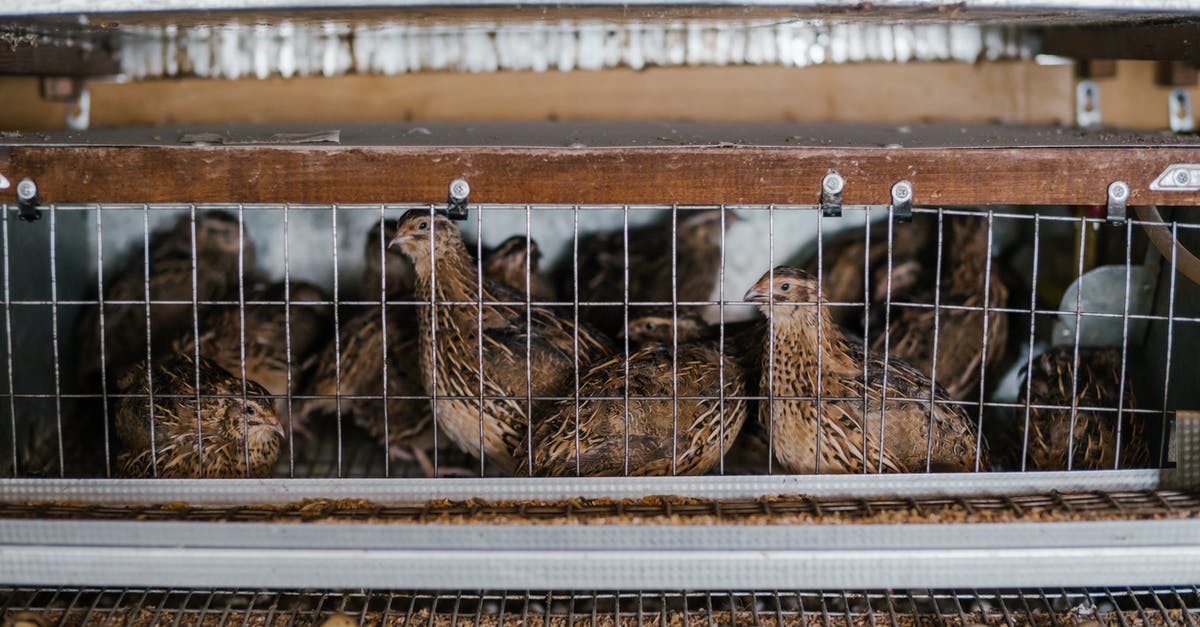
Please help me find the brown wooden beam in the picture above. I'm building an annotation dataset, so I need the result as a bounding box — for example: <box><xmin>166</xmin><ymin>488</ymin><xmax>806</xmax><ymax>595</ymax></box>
<box><xmin>0</xmin><ymin>40</ymin><xmax>119</xmax><ymax>77</ymax></box>
<box><xmin>5</xmin><ymin>144</ymin><xmax>1200</xmax><ymax>206</ymax></box>
<box><xmin>1043</xmin><ymin>23</ymin><xmax>1200</xmax><ymax>63</ymax></box>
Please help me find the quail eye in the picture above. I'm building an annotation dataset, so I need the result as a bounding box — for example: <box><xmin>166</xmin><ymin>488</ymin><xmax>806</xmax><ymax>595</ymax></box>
<box><xmin>780</xmin><ymin>282</ymin><xmax>791</xmax><ymax>292</ymax></box>
<box><xmin>246</xmin><ymin>404</ymin><xmax>256</xmax><ymax>416</ymax></box>
<box><xmin>643</xmin><ymin>322</ymin><xmax>656</xmax><ymax>331</ymax></box>
<box><xmin>417</xmin><ymin>220</ymin><xmax>429</xmax><ymax>230</ymax></box>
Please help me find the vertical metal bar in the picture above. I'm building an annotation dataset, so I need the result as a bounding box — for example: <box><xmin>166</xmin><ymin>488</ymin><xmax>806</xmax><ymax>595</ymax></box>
<box><xmin>1160</xmin><ymin>222</ymin><xmax>1179</xmax><ymax>466</ymax></box>
<box><xmin>282</xmin><ymin>203</ymin><xmax>295</xmax><ymax>477</ymax></box>
<box><xmin>476</xmin><ymin>205</ymin><xmax>486</xmax><ymax>477</ymax></box>
<box><xmin>378</xmin><ymin>205</ymin><xmax>390</xmax><ymax>478</ymax></box>
<box><xmin>93</xmin><ymin>205</ymin><xmax>112</xmax><ymax>477</ymax></box>
<box><xmin>236</xmin><ymin>203</ymin><xmax>250</xmax><ymax>476</ymax></box>
<box><xmin>1114</xmin><ymin>219</ymin><xmax>1134</xmax><ymax>467</ymax></box>
<box><xmin>427</xmin><ymin>203</ymin><xmax>439</xmax><ymax>475</ymax></box>
<box><xmin>925</xmin><ymin>209</ymin><xmax>945</xmax><ymax>472</ymax></box>
<box><xmin>766</xmin><ymin>204</ymin><xmax>776</xmax><ymax>474</ymax></box>
<box><xmin>814</xmin><ymin>206</ymin><xmax>825</xmax><ymax>474</ymax></box>
<box><xmin>861</xmin><ymin>208</ymin><xmax>873</xmax><ymax>473</ymax></box>
<box><xmin>1020</xmin><ymin>215</ymin><xmax>1042</xmax><ymax>472</ymax></box>
<box><xmin>878</xmin><ymin>205</ymin><xmax>896</xmax><ymax>473</ymax></box>
<box><xmin>670</xmin><ymin>205</ymin><xmax>679</xmax><ymax>475</ymax></box>
<box><xmin>330</xmin><ymin>203</ymin><xmax>343</xmax><ymax>477</ymax></box>
<box><xmin>141</xmin><ymin>204</ymin><xmax>157</xmax><ymax>477</ymax></box>
<box><xmin>188</xmin><ymin>207</ymin><xmax>203</xmax><ymax>475</ymax></box>
<box><xmin>572</xmin><ymin>204</ymin><xmax>581</xmax><ymax>477</ymax></box>
<box><xmin>717</xmin><ymin>205</ymin><xmax>726</xmax><ymax>474</ymax></box>
<box><xmin>524</xmin><ymin>204</ymin><xmax>533</xmax><ymax>477</ymax></box>
<box><xmin>622</xmin><ymin>204</ymin><xmax>630</xmax><ymax>476</ymax></box>
<box><xmin>1</xmin><ymin>207</ymin><xmax>13</xmax><ymax>477</ymax></box>
<box><xmin>1066</xmin><ymin>216</ymin><xmax>1089</xmax><ymax>471</ymax></box>
<box><xmin>974</xmin><ymin>210</ymin><xmax>996</xmax><ymax>472</ymax></box>
<box><xmin>47</xmin><ymin>204</ymin><xmax>64</xmax><ymax>476</ymax></box>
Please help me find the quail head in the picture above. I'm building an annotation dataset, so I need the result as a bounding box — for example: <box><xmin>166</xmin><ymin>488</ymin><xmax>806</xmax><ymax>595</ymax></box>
<box><xmin>389</xmin><ymin>209</ymin><xmax>614</xmax><ymax>474</ymax></box>
<box><xmin>484</xmin><ymin>234</ymin><xmax>557</xmax><ymax>302</ymax></box>
<box><xmin>744</xmin><ymin>266</ymin><xmax>988</xmax><ymax>474</ymax></box>
<box><xmin>113</xmin><ymin>353</ymin><xmax>283</xmax><ymax>478</ymax></box>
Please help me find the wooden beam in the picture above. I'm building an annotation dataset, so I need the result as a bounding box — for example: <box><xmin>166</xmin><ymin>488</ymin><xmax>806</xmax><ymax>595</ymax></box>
<box><xmin>6</xmin><ymin>144</ymin><xmax>1200</xmax><ymax>206</ymax></box>
<box><xmin>1043</xmin><ymin>23</ymin><xmax>1200</xmax><ymax>63</ymax></box>
<box><xmin>0</xmin><ymin>40</ymin><xmax>119</xmax><ymax>77</ymax></box>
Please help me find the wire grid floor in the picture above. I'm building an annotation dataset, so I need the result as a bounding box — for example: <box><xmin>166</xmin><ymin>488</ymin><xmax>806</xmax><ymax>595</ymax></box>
<box><xmin>0</xmin><ymin>490</ymin><xmax>1195</xmax><ymax>525</ymax></box>
<box><xmin>2</xmin><ymin>587</ymin><xmax>1198</xmax><ymax>626</ymax></box>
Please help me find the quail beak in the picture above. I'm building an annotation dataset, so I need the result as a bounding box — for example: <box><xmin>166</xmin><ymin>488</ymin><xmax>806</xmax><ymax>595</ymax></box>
<box><xmin>388</xmin><ymin>227</ymin><xmax>413</xmax><ymax>249</ymax></box>
<box><xmin>743</xmin><ymin>284</ymin><xmax>771</xmax><ymax>303</ymax></box>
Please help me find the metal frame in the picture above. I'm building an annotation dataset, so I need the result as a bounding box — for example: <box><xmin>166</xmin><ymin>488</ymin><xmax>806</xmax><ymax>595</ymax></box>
<box><xmin>0</xmin><ymin>517</ymin><xmax>1198</xmax><ymax>588</ymax></box>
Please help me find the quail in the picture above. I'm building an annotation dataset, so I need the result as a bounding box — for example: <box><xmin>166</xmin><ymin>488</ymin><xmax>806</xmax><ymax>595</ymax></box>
<box><xmin>744</xmin><ymin>266</ymin><xmax>988</xmax><ymax>474</ymax></box>
<box><xmin>624</xmin><ymin>312</ymin><xmax>768</xmax><ymax>474</ymax></box>
<box><xmin>75</xmin><ymin>211</ymin><xmax>255</xmax><ymax>390</ymax></box>
<box><xmin>113</xmin><ymin>353</ymin><xmax>283</xmax><ymax>478</ymax></box>
<box><xmin>520</xmin><ymin>313</ymin><xmax>747</xmax><ymax>477</ymax></box>
<box><xmin>871</xmin><ymin>215</ymin><xmax>1009</xmax><ymax>401</ymax></box>
<box><xmin>484</xmin><ymin>234</ymin><xmax>557</xmax><ymax>302</ymax></box>
<box><xmin>1017</xmin><ymin>347</ymin><xmax>1150</xmax><ymax>470</ymax></box>
<box><xmin>176</xmin><ymin>280</ymin><xmax>331</xmax><ymax>418</ymax></box>
<box><xmin>561</xmin><ymin>209</ymin><xmax>738</xmax><ymax>336</ymax></box>
<box><xmin>389</xmin><ymin>209</ymin><xmax>614</xmax><ymax>474</ymax></box>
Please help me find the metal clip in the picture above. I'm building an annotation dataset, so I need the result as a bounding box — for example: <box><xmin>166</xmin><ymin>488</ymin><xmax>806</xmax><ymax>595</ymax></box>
<box><xmin>1170</xmin><ymin>88</ymin><xmax>1194</xmax><ymax>133</ymax></box>
<box><xmin>890</xmin><ymin>180</ymin><xmax>913</xmax><ymax>223</ymax></box>
<box><xmin>447</xmin><ymin>178</ymin><xmax>470</xmax><ymax>220</ymax></box>
<box><xmin>1106</xmin><ymin>180</ymin><xmax>1128</xmax><ymax>225</ymax></box>
<box><xmin>1076</xmin><ymin>80</ymin><xmax>1102</xmax><ymax>128</ymax></box>
<box><xmin>820</xmin><ymin>171</ymin><xmax>844</xmax><ymax>218</ymax></box>
<box><xmin>15</xmin><ymin>178</ymin><xmax>41</xmax><ymax>222</ymax></box>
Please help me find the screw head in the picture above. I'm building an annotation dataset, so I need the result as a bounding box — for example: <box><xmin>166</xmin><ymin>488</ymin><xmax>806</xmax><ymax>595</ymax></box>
<box><xmin>1108</xmin><ymin>180</ymin><xmax>1129</xmax><ymax>201</ymax></box>
<box><xmin>448</xmin><ymin>178</ymin><xmax>470</xmax><ymax>202</ymax></box>
<box><xmin>15</xmin><ymin>178</ymin><xmax>36</xmax><ymax>202</ymax></box>
<box><xmin>1175</xmin><ymin>170</ymin><xmax>1191</xmax><ymax>186</ymax></box>
<box><xmin>822</xmin><ymin>172</ymin><xmax>844</xmax><ymax>195</ymax></box>
<box><xmin>891</xmin><ymin>180</ymin><xmax>912</xmax><ymax>201</ymax></box>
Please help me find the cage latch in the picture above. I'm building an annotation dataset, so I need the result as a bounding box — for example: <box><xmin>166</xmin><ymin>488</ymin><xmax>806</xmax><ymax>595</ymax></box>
<box><xmin>1106</xmin><ymin>180</ymin><xmax>1129</xmax><ymax>225</ymax></box>
<box><xmin>820</xmin><ymin>171</ymin><xmax>844</xmax><ymax>217</ymax></box>
<box><xmin>446</xmin><ymin>178</ymin><xmax>471</xmax><ymax>221</ymax></box>
<box><xmin>890</xmin><ymin>180</ymin><xmax>913</xmax><ymax>223</ymax></box>
<box><xmin>15</xmin><ymin>178</ymin><xmax>41</xmax><ymax>222</ymax></box>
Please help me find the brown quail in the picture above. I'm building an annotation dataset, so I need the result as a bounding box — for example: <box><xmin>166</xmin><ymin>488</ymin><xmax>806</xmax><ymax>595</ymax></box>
<box><xmin>113</xmin><ymin>353</ymin><xmax>283</xmax><ymax>478</ymax></box>
<box><xmin>485</xmin><ymin>234</ymin><xmax>557</xmax><ymax>302</ymax></box>
<box><xmin>389</xmin><ymin>209</ymin><xmax>614</xmax><ymax>474</ymax></box>
<box><xmin>1018</xmin><ymin>347</ymin><xmax>1149</xmax><ymax>470</ymax></box>
<box><xmin>744</xmin><ymin>266</ymin><xmax>988</xmax><ymax>474</ymax></box>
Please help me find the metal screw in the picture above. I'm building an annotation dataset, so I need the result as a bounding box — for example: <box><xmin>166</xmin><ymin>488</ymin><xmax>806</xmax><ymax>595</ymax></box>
<box><xmin>822</xmin><ymin>172</ymin><xmax>844</xmax><ymax>195</ymax></box>
<box><xmin>1176</xmin><ymin>170</ymin><xmax>1191</xmax><ymax>186</ymax></box>
<box><xmin>891</xmin><ymin>180</ymin><xmax>912</xmax><ymax>201</ymax></box>
<box><xmin>1108</xmin><ymin>180</ymin><xmax>1129</xmax><ymax>201</ymax></box>
<box><xmin>449</xmin><ymin>178</ymin><xmax>470</xmax><ymax>202</ymax></box>
<box><xmin>15</xmin><ymin>178</ymin><xmax>37</xmax><ymax>202</ymax></box>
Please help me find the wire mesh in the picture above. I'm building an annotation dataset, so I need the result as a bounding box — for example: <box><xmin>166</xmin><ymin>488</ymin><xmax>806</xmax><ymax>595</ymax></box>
<box><xmin>1</xmin><ymin>587</ymin><xmax>1198</xmax><ymax>626</ymax></box>
<box><xmin>0</xmin><ymin>202</ymin><xmax>1193</xmax><ymax>481</ymax></box>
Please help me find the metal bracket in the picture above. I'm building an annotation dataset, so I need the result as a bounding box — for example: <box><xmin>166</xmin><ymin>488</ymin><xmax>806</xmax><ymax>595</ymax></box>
<box><xmin>1076</xmin><ymin>80</ymin><xmax>1102</xmax><ymax>128</ymax></box>
<box><xmin>446</xmin><ymin>178</ymin><xmax>470</xmax><ymax>220</ymax></box>
<box><xmin>820</xmin><ymin>171</ymin><xmax>844</xmax><ymax>218</ymax></box>
<box><xmin>1151</xmin><ymin>163</ymin><xmax>1200</xmax><ymax>191</ymax></box>
<box><xmin>15</xmin><ymin>178</ymin><xmax>41</xmax><ymax>222</ymax></box>
<box><xmin>890</xmin><ymin>180</ymin><xmax>913</xmax><ymax>222</ymax></box>
<box><xmin>1169</xmin><ymin>88</ymin><xmax>1194</xmax><ymax>133</ymax></box>
<box><xmin>1105</xmin><ymin>181</ymin><xmax>1128</xmax><ymax>225</ymax></box>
